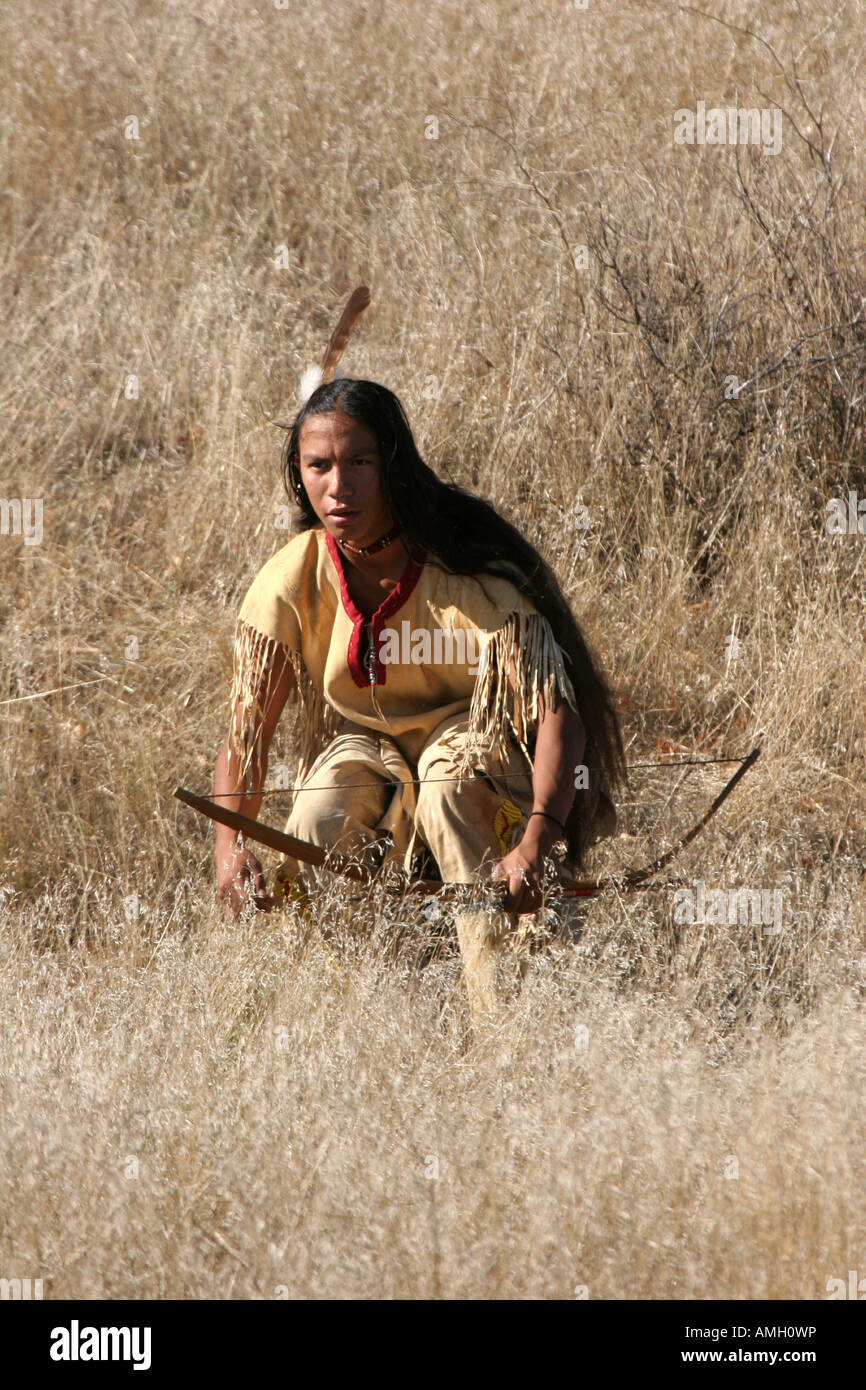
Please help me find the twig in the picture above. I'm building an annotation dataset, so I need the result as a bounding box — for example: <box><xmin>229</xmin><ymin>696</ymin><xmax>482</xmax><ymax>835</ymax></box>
<box><xmin>190</xmin><ymin>1215</ymin><xmax>251</xmax><ymax>1270</ymax></box>
<box><xmin>0</xmin><ymin>675</ymin><xmax>113</xmax><ymax>707</ymax></box>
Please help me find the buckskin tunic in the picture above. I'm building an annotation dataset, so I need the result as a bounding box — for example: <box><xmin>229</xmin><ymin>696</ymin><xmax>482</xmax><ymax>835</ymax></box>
<box><xmin>228</xmin><ymin>526</ymin><xmax>611</xmax><ymax>884</ymax></box>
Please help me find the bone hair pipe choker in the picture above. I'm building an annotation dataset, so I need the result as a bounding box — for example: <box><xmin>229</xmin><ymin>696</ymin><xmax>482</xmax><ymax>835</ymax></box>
<box><xmin>337</xmin><ymin>524</ymin><xmax>403</xmax><ymax>556</ymax></box>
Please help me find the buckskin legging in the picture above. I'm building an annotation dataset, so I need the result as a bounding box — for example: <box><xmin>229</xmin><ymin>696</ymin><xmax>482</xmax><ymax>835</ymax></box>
<box><xmin>275</xmin><ymin>711</ymin><xmax>537</xmax><ymax>1024</ymax></box>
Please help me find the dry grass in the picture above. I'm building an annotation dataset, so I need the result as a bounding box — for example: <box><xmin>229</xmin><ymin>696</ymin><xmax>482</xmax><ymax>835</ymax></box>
<box><xmin>1</xmin><ymin>0</ymin><xmax>865</xmax><ymax>1299</ymax></box>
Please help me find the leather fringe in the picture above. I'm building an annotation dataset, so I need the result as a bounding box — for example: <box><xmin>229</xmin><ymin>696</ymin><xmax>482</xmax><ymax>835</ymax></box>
<box><xmin>457</xmin><ymin>611</ymin><xmax>579</xmax><ymax>774</ymax></box>
<box><xmin>228</xmin><ymin>619</ymin><xmax>338</xmax><ymax>785</ymax></box>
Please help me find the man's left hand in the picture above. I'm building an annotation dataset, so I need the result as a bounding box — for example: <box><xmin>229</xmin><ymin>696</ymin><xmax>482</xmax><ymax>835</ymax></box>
<box><xmin>491</xmin><ymin>810</ymin><xmax>562</xmax><ymax>914</ymax></box>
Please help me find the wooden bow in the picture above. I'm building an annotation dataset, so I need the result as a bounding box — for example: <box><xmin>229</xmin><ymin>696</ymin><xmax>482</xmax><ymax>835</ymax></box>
<box><xmin>174</xmin><ymin>745</ymin><xmax>760</xmax><ymax>906</ymax></box>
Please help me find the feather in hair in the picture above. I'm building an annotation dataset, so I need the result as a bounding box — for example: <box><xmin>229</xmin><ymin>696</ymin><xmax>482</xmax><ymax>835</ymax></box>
<box><xmin>320</xmin><ymin>285</ymin><xmax>371</xmax><ymax>382</ymax></box>
<box><xmin>298</xmin><ymin>365</ymin><xmax>324</xmax><ymax>403</ymax></box>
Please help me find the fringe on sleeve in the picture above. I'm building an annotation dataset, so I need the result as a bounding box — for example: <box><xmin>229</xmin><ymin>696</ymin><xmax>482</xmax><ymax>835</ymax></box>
<box><xmin>457</xmin><ymin>610</ymin><xmax>579</xmax><ymax>773</ymax></box>
<box><xmin>228</xmin><ymin>619</ymin><xmax>340</xmax><ymax>785</ymax></box>
<box><xmin>288</xmin><ymin>650</ymin><xmax>342</xmax><ymax>784</ymax></box>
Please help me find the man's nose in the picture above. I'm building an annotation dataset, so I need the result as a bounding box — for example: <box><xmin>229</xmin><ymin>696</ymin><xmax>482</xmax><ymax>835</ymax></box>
<box><xmin>328</xmin><ymin>465</ymin><xmax>354</xmax><ymax>497</ymax></box>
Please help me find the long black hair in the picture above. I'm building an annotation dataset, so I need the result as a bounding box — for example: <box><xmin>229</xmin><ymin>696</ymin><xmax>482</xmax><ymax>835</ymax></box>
<box><xmin>281</xmin><ymin>377</ymin><xmax>624</xmax><ymax>864</ymax></box>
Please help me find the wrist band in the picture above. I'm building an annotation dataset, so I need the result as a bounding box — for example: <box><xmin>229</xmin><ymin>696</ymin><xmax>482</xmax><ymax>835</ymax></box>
<box><xmin>528</xmin><ymin>810</ymin><xmax>567</xmax><ymax>836</ymax></box>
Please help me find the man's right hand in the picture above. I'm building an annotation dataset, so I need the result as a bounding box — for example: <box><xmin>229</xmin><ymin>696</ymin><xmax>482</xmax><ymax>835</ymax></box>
<box><xmin>211</xmin><ymin>650</ymin><xmax>295</xmax><ymax>918</ymax></box>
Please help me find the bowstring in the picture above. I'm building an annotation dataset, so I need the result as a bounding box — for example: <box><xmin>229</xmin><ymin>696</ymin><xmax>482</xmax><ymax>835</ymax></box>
<box><xmin>214</xmin><ymin>754</ymin><xmax>752</xmax><ymax>799</ymax></box>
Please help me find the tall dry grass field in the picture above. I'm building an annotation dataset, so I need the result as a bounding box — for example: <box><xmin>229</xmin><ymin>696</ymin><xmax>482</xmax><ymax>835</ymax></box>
<box><xmin>1</xmin><ymin>0</ymin><xmax>865</xmax><ymax>1299</ymax></box>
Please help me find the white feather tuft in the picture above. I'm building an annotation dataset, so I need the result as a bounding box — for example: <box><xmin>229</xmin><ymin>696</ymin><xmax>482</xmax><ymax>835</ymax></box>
<box><xmin>299</xmin><ymin>365</ymin><xmax>324</xmax><ymax>404</ymax></box>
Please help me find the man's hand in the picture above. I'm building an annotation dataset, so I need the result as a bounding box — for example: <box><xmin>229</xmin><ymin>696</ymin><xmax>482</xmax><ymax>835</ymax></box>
<box><xmin>216</xmin><ymin>838</ymin><xmax>277</xmax><ymax>917</ymax></box>
<box><xmin>211</xmin><ymin>648</ymin><xmax>295</xmax><ymax>919</ymax></box>
<box><xmin>490</xmin><ymin>690</ymin><xmax>583</xmax><ymax>915</ymax></box>
<box><xmin>491</xmin><ymin>815</ymin><xmax>559</xmax><ymax>915</ymax></box>
<box><xmin>491</xmin><ymin>847</ymin><xmax>543</xmax><ymax>915</ymax></box>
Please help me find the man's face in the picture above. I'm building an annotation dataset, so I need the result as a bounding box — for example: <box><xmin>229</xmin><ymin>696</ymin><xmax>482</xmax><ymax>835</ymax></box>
<box><xmin>298</xmin><ymin>410</ymin><xmax>393</xmax><ymax>549</ymax></box>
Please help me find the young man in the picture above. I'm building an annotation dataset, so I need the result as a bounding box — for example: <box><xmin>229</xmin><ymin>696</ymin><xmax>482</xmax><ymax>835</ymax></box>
<box><xmin>213</xmin><ymin>378</ymin><xmax>622</xmax><ymax>1025</ymax></box>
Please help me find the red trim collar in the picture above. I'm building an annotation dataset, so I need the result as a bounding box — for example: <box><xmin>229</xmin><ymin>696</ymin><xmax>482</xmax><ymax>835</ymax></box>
<box><xmin>325</xmin><ymin>530</ymin><xmax>425</xmax><ymax>688</ymax></box>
